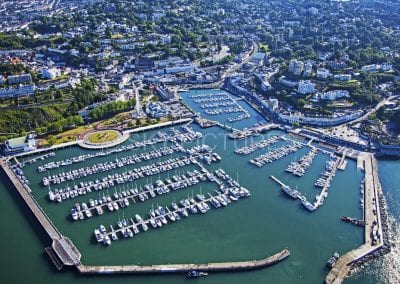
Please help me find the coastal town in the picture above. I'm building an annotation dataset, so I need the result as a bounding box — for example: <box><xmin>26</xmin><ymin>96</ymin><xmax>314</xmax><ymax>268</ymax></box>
<box><xmin>0</xmin><ymin>1</ymin><xmax>399</xmax><ymax>284</ymax></box>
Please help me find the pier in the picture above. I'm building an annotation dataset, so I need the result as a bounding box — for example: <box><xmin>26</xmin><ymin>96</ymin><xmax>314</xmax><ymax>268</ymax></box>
<box><xmin>250</xmin><ymin>142</ymin><xmax>302</xmax><ymax>167</ymax></box>
<box><xmin>325</xmin><ymin>153</ymin><xmax>384</xmax><ymax>284</ymax></box>
<box><xmin>76</xmin><ymin>249</ymin><xmax>290</xmax><ymax>274</ymax></box>
<box><xmin>0</xmin><ymin>158</ymin><xmax>82</xmax><ymax>268</ymax></box>
<box><xmin>270</xmin><ymin>175</ymin><xmax>285</xmax><ymax>187</ymax></box>
<box><xmin>314</xmin><ymin>158</ymin><xmax>339</xmax><ymax>208</ymax></box>
<box><xmin>337</xmin><ymin>150</ymin><xmax>348</xmax><ymax>171</ymax></box>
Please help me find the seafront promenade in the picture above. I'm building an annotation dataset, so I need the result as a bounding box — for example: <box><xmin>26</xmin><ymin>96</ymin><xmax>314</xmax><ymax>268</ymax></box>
<box><xmin>325</xmin><ymin>153</ymin><xmax>384</xmax><ymax>284</ymax></box>
<box><xmin>11</xmin><ymin>118</ymin><xmax>194</xmax><ymax>157</ymax></box>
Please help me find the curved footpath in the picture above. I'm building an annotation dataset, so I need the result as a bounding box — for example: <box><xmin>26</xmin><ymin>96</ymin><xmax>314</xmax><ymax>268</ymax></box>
<box><xmin>77</xmin><ymin>249</ymin><xmax>290</xmax><ymax>274</ymax></box>
<box><xmin>78</xmin><ymin>131</ymin><xmax>130</xmax><ymax>150</ymax></box>
<box><xmin>79</xmin><ymin>118</ymin><xmax>193</xmax><ymax>150</ymax></box>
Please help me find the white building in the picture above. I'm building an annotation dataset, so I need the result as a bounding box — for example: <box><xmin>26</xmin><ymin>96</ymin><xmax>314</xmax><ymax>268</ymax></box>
<box><xmin>159</xmin><ymin>34</ymin><xmax>172</xmax><ymax>44</ymax></box>
<box><xmin>298</xmin><ymin>80</ymin><xmax>315</xmax><ymax>94</ymax></box>
<box><xmin>320</xmin><ymin>90</ymin><xmax>350</xmax><ymax>101</ymax></box>
<box><xmin>155</xmin><ymin>57</ymin><xmax>185</xmax><ymax>68</ymax></box>
<box><xmin>381</xmin><ymin>63</ymin><xmax>393</xmax><ymax>72</ymax></box>
<box><xmin>261</xmin><ymin>80</ymin><xmax>272</xmax><ymax>91</ymax></box>
<box><xmin>288</xmin><ymin>28</ymin><xmax>293</xmax><ymax>39</ymax></box>
<box><xmin>4</xmin><ymin>134</ymin><xmax>36</xmax><ymax>154</ymax></box>
<box><xmin>316</xmin><ymin>68</ymin><xmax>331</xmax><ymax>79</ymax></box>
<box><xmin>334</xmin><ymin>74</ymin><xmax>352</xmax><ymax>81</ymax></box>
<box><xmin>146</xmin><ymin>101</ymin><xmax>168</xmax><ymax>118</ymax></box>
<box><xmin>7</xmin><ymin>73</ymin><xmax>32</xmax><ymax>84</ymax></box>
<box><xmin>0</xmin><ymin>84</ymin><xmax>35</xmax><ymax>98</ymax></box>
<box><xmin>269</xmin><ymin>98</ymin><xmax>279</xmax><ymax>111</ymax></box>
<box><xmin>165</xmin><ymin>64</ymin><xmax>195</xmax><ymax>74</ymax></box>
<box><xmin>278</xmin><ymin>112</ymin><xmax>301</xmax><ymax>124</ymax></box>
<box><xmin>361</xmin><ymin>64</ymin><xmax>378</xmax><ymax>73</ymax></box>
<box><xmin>278</xmin><ymin>110</ymin><xmax>363</xmax><ymax>126</ymax></box>
<box><xmin>152</xmin><ymin>12</ymin><xmax>166</xmax><ymax>22</ymax></box>
<box><xmin>288</xmin><ymin>59</ymin><xmax>304</xmax><ymax>76</ymax></box>
<box><xmin>309</xmin><ymin>7</ymin><xmax>319</xmax><ymax>15</ymax></box>
<box><xmin>303</xmin><ymin>62</ymin><xmax>313</xmax><ymax>77</ymax></box>
<box><xmin>41</xmin><ymin>67</ymin><xmax>61</xmax><ymax>79</ymax></box>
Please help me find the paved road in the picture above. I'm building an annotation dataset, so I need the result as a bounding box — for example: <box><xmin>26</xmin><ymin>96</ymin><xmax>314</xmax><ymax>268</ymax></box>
<box><xmin>346</xmin><ymin>95</ymin><xmax>397</xmax><ymax>126</ymax></box>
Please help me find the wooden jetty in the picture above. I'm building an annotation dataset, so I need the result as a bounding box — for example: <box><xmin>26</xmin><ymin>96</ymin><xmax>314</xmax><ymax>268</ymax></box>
<box><xmin>77</xmin><ymin>249</ymin><xmax>290</xmax><ymax>274</ymax></box>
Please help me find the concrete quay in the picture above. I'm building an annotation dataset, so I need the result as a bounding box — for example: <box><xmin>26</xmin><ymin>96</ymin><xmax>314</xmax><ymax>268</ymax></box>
<box><xmin>0</xmin><ymin>158</ymin><xmax>82</xmax><ymax>268</ymax></box>
<box><xmin>325</xmin><ymin>153</ymin><xmax>384</xmax><ymax>284</ymax></box>
<box><xmin>77</xmin><ymin>249</ymin><xmax>290</xmax><ymax>275</ymax></box>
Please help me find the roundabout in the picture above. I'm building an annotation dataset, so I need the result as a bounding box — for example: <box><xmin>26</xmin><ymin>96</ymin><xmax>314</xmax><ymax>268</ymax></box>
<box><xmin>79</xmin><ymin>129</ymin><xmax>130</xmax><ymax>149</ymax></box>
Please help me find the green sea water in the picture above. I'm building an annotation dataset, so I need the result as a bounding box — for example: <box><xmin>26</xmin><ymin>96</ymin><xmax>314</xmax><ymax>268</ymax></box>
<box><xmin>1</xmin><ymin>89</ymin><xmax>394</xmax><ymax>284</ymax></box>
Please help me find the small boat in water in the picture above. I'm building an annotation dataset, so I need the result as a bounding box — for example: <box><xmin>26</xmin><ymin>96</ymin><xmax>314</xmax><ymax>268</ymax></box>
<box><xmin>187</xmin><ymin>270</ymin><xmax>208</xmax><ymax>278</ymax></box>
<box><xmin>326</xmin><ymin>252</ymin><xmax>340</xmax><ymax>268</ymax></box>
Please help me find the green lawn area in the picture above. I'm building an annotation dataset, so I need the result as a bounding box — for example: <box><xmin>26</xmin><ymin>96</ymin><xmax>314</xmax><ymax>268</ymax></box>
<box><xmin>260</xmin><ymin>43</ymin><xmax>269</xmax><ymax>51</ymax></box>
<box><xmin>111</xmin><ymin>33</ymin><xmax>124</xmax><ymax>39</ymax></box>
<box><xmin>87</xmin><ymin>130</ymin><xmax>120</xmax><ymax>144</ymax></box>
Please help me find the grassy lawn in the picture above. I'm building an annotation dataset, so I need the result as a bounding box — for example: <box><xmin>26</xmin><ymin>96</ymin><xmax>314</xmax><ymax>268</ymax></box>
<box><xmin>54</xmin><ymin>125</ymin><xmax>94</xmax><ymax>144</ymax></box>
<box><xmin>87</xmin><ymin>130</ymin><xmax>120</xmax><ymax>144</ymax></box>
<box><xmin>111</xmin><ymin>33</ymin><xmax>124</xmax><ymax>39</ymax></box>
<box><xmin>259</xmin><ymin>43</ymin><xmax>269</xmax><ymax>51</ymax></box>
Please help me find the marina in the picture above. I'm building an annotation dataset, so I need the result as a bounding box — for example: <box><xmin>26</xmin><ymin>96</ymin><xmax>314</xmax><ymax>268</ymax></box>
<box><xmin>42</xmin><ymin>144</ymin><xmax>182</xmax><ymax>185</ymax></box>
<box><xmin>70</xmin><ymin>169</ymin><xmax>211</xmax><ymax>221</ymax></box>
<box><xmin>0</xmin><ymin>88</ymin><xmax>385</xmax><ymax>284</ymax></box>
<box><xmin>38</xmin><ymin>126</ymin><xmax>202</xmax><ymax>173</ymax></box>
<box><xmin>94</xmin><ymin>183</ymin><xmax>251</xmax><ymax>246</ymax></box>
<box><xmin>313</xmin><ymin>158</ymin><xmax>340</xmax><ymax>209</ymax></box>
<box><xmin>234</xmin><ymin>135</ymin><xmax>281</xmax><ymax>155</ymax></box>
<box><xmin>250</xmin><ymin>142</ymin><xmax>302</xmax><ymax>167</ymax></box>
<box><xmin>47</xmin><ymin>144</ymin><xmax>222</xmax><ymax>203</ymax></box>
<box><xmin>285</xmin><ymin>148</ymin><xmax>318</xmax><ymax>177</ymax></box>
<box><xmin>181</xmin><ymin>89</ymin><xmax>266</xmax><ymax>129</ymax></box>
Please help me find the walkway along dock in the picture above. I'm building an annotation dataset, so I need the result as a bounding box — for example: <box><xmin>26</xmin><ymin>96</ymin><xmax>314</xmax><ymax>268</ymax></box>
<box><xmin>337</xmin><ymin>149</ymin><xmax>348</xmax><ymax>171</ymax></box>
<box><xmin>325</xmin><ymin>153</ymin><xmax>384</xmax><ymax>284</ymax></box>
<box><xmin>0</xmin><ymin>158</ymin><xmax>82</xmax><ymax>269</ymax></box>
<box><xmin>76</xmin><ymin>249</ymin><xmax>290</xmax><ymax>274</ymax></box>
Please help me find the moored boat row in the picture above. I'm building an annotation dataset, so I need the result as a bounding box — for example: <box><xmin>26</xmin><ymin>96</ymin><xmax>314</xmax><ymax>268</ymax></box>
<box><xmin>42</xmin><ymin>144</ymin><xmax>182</xmax><ymax>186</ymax></box>
<box><xmin>250</xmin><ymin>143</ymin><xmax>302</xmax><ymax>167</ymax></box>
<box><xmin>94</xmin><ymin>185</ymin><xmax>250</xmax><ymax>246</ymax></box>
<box><xmin>285</xmin><ymin>148</ymin><xmax>318</xmax><ymax>177</ymax></box>
<box><xmin>38</xmin><ymin>126</ymin><xmax>202</xmax><ymax>173</ymax></box>
<box><xmin>48</xmin><ymin>145</ymin><xmax>221</xmax><ymax>203</ymax></box>
<box><xmin>235</xmin><ymin>135</ymin><xmax>280</xmax><ymax>155</ymax></box>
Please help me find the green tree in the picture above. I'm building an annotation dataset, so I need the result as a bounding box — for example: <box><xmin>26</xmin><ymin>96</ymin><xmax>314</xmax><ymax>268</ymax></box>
<box><xmin>47</xmin><ymin>135</ymin><xmax>56</xmax><ymax>146</ymax></box>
